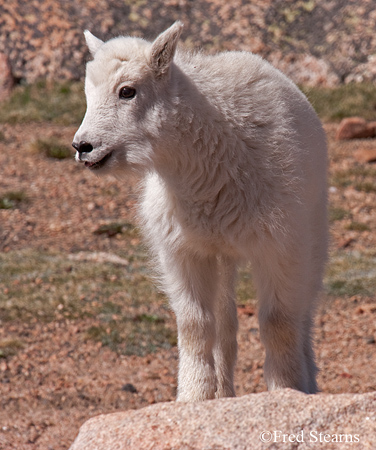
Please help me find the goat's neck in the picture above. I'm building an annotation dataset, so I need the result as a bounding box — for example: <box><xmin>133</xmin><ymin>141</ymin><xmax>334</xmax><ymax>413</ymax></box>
<box><xmin>155</xmin><ymin>87</ymin><xmax>247</xmax><ymax>207</ymax></box>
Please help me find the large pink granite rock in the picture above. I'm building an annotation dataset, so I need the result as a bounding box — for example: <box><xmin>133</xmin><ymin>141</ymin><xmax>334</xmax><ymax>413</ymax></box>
<box><xmin>70</xmin><ymin>389</ymin><xmax>376</xmax><ymax>450</ymax></box>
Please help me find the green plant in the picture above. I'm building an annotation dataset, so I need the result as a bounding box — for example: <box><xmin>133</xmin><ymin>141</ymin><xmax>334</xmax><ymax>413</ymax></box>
<box><xmin>345</xmin><ymin>222</ymin><xmax>370</xmax><ymax>232</ymax></box>
<box><xmin>329</xmin><ymin>207</ymin><xmax>349</xmax><ymax>222</ymax></box>
<box><xmin>0</xmin><ymin>339</ymin><xmax>23</xmax><ymax>358</ymax></box>
<box><xmin>330</xmin><ymin>171</ymin><xmax>352</xmax><ymax>188</ymax></box>
<box><xmin>0</xmin><ymin>191</ymin><xmax>27</xmax><ymax>209</ymax></box>
<box><xmin>93</xmin><ymin>222</ymin><xmax>139</xmax><ymax>238</ymax></box>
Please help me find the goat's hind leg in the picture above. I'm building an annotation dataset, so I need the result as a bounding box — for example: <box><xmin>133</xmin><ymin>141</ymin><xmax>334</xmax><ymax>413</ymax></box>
<box><xmin>252</xmin><ymin>242</ymin><xmax>319</xmax><ymax>394</ymax></box>
<box><xmin>258</xmin><ymin>302</ymin><xmax>314</xmax><ymax>393</ymax></box>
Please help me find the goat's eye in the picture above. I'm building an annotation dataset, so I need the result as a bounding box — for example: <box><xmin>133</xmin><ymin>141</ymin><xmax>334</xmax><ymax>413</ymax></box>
<box><xmin>119</xmin><ymin>86</ymin><xmax>136</xmax><ymax>99</ymax></box>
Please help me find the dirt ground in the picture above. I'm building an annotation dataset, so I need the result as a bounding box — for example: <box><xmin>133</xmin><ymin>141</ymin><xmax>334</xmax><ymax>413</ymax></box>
<box><xmin>0</xmin><ymin>122</ymin><xmax>375</xmax><ymax>450</ymax></box>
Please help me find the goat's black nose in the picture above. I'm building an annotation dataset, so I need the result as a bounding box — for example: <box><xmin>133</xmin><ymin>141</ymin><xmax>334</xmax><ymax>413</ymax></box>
<box><xmin>72</xmin><ymin>140</ymin><xmax>93</xmax><ymax>154</ymax></box>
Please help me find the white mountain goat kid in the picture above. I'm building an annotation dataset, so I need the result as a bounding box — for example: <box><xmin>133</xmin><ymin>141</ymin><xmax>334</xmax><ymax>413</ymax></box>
<box><xmin>72</xmin><ymin>22</ymin><xmax>328</xmax><ymax>401</ymax></box>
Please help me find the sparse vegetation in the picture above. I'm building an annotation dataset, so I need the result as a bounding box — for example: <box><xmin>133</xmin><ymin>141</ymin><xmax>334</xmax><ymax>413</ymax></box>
<box><xmin>330</xmin><ymin>171</ymin><xmax>352</xmax><ymax>188</ymax></box>
<box><xmin>329</xmin><ymin>206</ymin><xmax>350</xmax><ymax>223</ymax></box>
<box><xmin>325</xmin><ymin>250</ymin><xmax>376</xmax><ymax>297</ymax></box>
<box><xmin>302</xmin><ymin>83</ymin><xmax>376</xmax><ymax>121</ymax></box>
<box><xmin>345</xmin><ymin>222</ymin><xmax>370</xmax><ymax>232</ymax></box>
<box><xmin>330</xmin><ymin>166</ymin><xmax>376</xmax><ymax>189</ymax></box>
<box><xmin>93</xmin><ymin>222</ymin><xmax>139</xmax><ymax>238</ymax></box>
<box><xmin>30</xmin><ymin>137</ymin><xmax>73</xmax><ymax>159</ymax></box>
<box><xmin>0</xmin><ymin>249</ymin><xmax>176</xmax><ymax>355</ymax></box>
<box><xmin>354</xmin><ymin>181</ymin><xmax>376</xmax><ymax>193</ymax></box>
<box><xmin>0</xmin><ymin>80</ymin><xmax>86</xmax><ymax>125</ymax></box>
<box><xmin>236</xmin><ymin>266</ymin><xmax>257</xmax><ymax>306</ymax></box>
<box><xmin>0</xmin><ymin>338</ymin><xmax>23</xmax><ymax>358</ymax></box>
<box><xmin>86</xmin><ymin>312</ymin><xmax>176</xmax><ymax>356</ymax></box>
<box><xmin>0</xmin><ymin>190</ymin><xmax>28</xmax><ymax>209</ymax></box>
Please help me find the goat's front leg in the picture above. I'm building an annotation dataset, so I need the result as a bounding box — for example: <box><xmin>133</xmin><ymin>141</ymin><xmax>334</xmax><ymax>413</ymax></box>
<box><xmin>159</xmin><ymin>250</ymin><xmax>219</xmax><ymax>402</ymax></box>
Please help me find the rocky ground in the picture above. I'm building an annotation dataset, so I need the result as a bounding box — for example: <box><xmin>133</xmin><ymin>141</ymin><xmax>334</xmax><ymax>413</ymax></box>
<box><xmin>0</xmin><ymin>121</ymin><xmax>375</xmax><ymax>449</ymax></box>
<box><xmin>1</xmin><ymin>0</ymin><xmax>376</xmax><ymax>87</ymax></box>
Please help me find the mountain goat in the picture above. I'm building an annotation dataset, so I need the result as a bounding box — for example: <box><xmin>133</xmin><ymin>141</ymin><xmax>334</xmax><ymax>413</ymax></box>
<box><xmin>72</xmin><ymin>22</ymin><xmax>327</xmax><ymax>401</ymax></box>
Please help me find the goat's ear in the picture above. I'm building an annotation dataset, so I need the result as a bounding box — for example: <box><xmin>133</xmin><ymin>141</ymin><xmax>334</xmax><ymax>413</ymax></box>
<box><xmin>84</xmin><ymin>30</ymin><xmax>104</xmax><ymax>57</ymax></box>
<box><xmin>149</xmin><ymin>21</ymin><xmax>183</xmax><ymax>77</ymax></box>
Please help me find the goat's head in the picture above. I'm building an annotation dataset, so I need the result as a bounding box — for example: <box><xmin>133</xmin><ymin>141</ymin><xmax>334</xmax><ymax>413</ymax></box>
<box><xmin>72</xmin><ymin>22</ymin><xmax>183</xmax><ymax>176</ymax></box>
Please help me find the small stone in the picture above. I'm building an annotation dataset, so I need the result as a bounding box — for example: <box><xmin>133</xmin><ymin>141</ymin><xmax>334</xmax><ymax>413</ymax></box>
<box><xmin>237</xmin><ymin>305</ymin><xmax>255</xmax><ymax>316</ymax></box>
<box><xmin>335</xmin><ymin>117</ymin><xmax>376</xmax><ymax>140</ymax></box>
<box><xmin>121</xmin><ymin>383</ymin><xmax>138</xmax><ymax>393</ymax></box>
<box><xmin>365</xmin><ymin>336</ymin><xmax>376</xmax><ymax>345</ymax></box>
<box><xmin>353</xmin><ymin>148</ymin><xmax>376</xmax><ymax>163</ymax></box>
<box><xmin>338</xmin><ymin>237</ymin><xmax>355</xmax><ymax>249</ymax></box>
